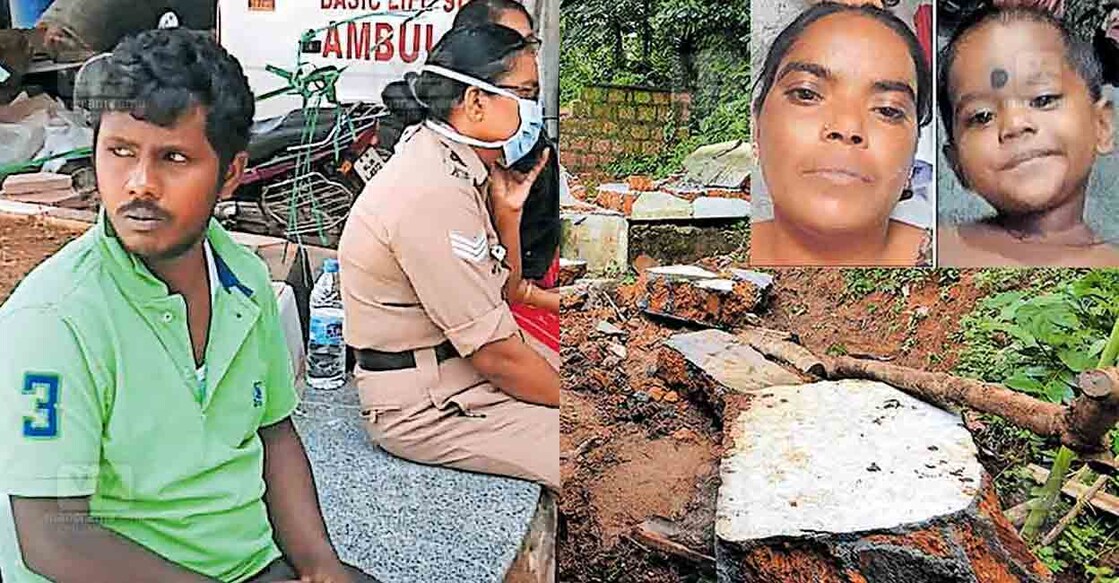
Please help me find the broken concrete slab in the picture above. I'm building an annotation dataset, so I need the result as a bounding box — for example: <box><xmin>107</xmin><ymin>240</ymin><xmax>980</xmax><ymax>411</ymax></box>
<box><xmin>682</xmin><ymin>141</ymin><xmax>754</xmax><ymax>189</ymax></box>
<box><xmin>558</xmin><ymin>258</ymin><xmax>587</xmax><ymax>287</ymax></box>
<box><xmin>657</xmin><ymin>329</ymin><xmax>801</xmax><ymax>416</ymax></box>
<box><xmin>640</xmin><ymin>268</ymin><xmax>765</xmax><ymax>329</ymax></box>
<box><xmin>715</xmin><ymin>380</ymin><xmax>1048</xmax><ymax>583</ymax></box>
<box><xmin>662</xmin><ymin>184</ymin><xmax>706</xmax><ymax>202</ymax></box>
<box><xmin>729</xmin><ymin>269</ymin><xmax>773</xmax><ymax>292</ymax></box>
<box><xmin>692</xmin><ymin>197</ymin><xmax>751</xmax><ymax>219</ymax></box>
<box><xmin>646</xmin><ymin>264</ymin><xmax>719</xmax><ymax>281</ymax></box>
<box><xmin>630</xmin><ymin>191</ymin><xmax>692</xmax><ymax>221</ymax></box>
<box><xmin>561</xmin><ymin>210</ymin><xmax>628</xmax><ymax>275</ymax></box>
<box><xmin>595</xmin><ymin>320</ymin><xmax>626</xmax><ymax>337</ymax></box>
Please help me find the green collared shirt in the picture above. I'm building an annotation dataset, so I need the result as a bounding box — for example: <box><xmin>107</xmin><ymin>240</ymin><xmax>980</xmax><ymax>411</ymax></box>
<box><xmin>0</xmin><ymin>215</ymin><xmax>298</xmax><ymax>582</ymax></box>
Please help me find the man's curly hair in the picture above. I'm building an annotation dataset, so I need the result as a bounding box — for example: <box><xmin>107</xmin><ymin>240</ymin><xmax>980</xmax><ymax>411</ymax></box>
<box><xmin>75</xmin><ymin>29</ymin><xmax>255</xmax><ymax>171</ymax></box>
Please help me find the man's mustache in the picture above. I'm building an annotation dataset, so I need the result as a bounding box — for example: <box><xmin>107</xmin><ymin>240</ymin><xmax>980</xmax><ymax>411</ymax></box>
<box><xmin>117</xmin><ymin>199</ymin><xmax>170</xmax><ymax>221</ymax></box>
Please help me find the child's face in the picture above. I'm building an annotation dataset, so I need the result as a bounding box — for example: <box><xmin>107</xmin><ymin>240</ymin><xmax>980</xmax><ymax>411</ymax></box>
<box><xmin>946</xmin><ymin>20</ymin><xmax>1113</xmax><ymax>215</ymax></box>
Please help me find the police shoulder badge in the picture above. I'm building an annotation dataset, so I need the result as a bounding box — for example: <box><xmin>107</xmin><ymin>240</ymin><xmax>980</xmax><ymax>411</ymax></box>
<box><xmin>450</xmin><ymin>231</ymin><xmax>489</xmax><ymax>263</ymax></box>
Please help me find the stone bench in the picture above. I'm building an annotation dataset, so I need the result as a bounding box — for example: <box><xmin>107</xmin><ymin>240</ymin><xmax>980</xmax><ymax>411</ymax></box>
<box><xmin>294</xmin><ymin>384</ymin><xmax>551</xmax><ymax>583</ymax></box>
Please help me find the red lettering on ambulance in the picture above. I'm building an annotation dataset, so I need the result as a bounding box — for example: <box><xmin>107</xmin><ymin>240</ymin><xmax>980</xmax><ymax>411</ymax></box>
<box><xmin>322</xmin><ymin>25</ymin><xmax>343</xmax><ymax>58</ymax></box>
<box><xmin>347</xmin><ymin>22</ymin><xmax>372</xmax><ymax>60</ymax></box>
<box><xmin>399</xmin><ymin>24</ymin><xmax>432</xmax><ymax>64</ymax></box>
<box><xmin>374</xmin><ymin>22</ymin><xmax>394</xmax><ymax>61</ymax></box>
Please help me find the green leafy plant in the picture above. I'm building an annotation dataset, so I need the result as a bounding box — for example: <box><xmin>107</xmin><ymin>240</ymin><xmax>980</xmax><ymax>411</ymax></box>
<box><xmin>954</xmin><ymin>269</ymin><xmax>1119</xmax><ymax>575</ymax></box>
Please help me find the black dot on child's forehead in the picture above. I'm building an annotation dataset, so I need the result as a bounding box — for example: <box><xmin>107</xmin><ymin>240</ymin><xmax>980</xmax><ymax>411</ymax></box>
<box><xmin>990</xmin><ymin>68</ymin><xmax>1009</xmax><ymax>89</ymax></box>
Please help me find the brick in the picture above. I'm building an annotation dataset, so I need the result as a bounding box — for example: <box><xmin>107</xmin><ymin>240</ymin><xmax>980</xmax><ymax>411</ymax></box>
<box><xmin>633</xmin><ymin>91</ymin><xmax>652</xmax><ymax>104</ymax></box>
<box><xmin>652</xmin><ymin>92</ymin><xmax>671</xmax><ymax>105</ymax></box>
<box><xmin>2</xmin><ymin>172</ymin><xmax>72</xmax><ymax>194</ymax></box>
<box><xmin>642</xmin><ymin>141</ymin><xmax>661</xmax><ymax>155</ymax></box>
<box><xmin>618</xmin><ymin>105</ymin><xmax>637</xmax><ymax>121</ymax></box>
<box><xmin>581</xmin><ymin>86</ymin><xmax>602</xmax><ymax>102</ymax></box>
<box><xmin>592</xmin><ymin>140</ymin><xmax>611</xmax><ymax>154</ymax></box>
<box><xmin>601</xmin><ymin>121</ymin><xmax>618</xmax><ymax>137</ymax></box>
<box><xmin>608</xmin><ymin>89</ymin><xmax>627</xmax><ymax>103</ymax></box>
<box><xmin>637</xmin><ymin>107</ymin><xmax>656</xmax><ymax>123</ymax></box>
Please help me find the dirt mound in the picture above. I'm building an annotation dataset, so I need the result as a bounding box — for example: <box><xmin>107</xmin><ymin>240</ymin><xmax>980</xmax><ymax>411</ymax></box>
<box><xmin>0</xmin><ymin>213</ymin><xmax>88</xmax><ymax>303</ymax></box>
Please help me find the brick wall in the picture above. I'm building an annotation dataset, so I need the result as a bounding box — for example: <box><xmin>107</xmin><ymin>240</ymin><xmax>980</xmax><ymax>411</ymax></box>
<box><xmin>560</xmin><ymin>84</ymin><xmax>691</xmax><ymax>183</ymax></box>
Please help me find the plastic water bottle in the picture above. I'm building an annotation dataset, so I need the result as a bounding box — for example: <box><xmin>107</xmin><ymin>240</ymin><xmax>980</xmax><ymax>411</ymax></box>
<box><xmin>306</xmin><ymin>258</ymin><xmax>346</xmax><ymax>390</ymax></box>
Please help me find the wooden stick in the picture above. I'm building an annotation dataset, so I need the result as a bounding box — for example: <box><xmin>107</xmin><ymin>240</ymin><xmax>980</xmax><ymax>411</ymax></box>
<box><xmin>1025</xmin><ymin>465</ymin><xmax>1119</xmax><ymax>519</ymax></box>
<box><xmin>1005</xmin><ymin>501</ymin><xmax>1031</xmax><ymax>528</ymax></box>
<box><xmin>629</xmin><ymin>518</ymin><xmax>715</xmax><ymax>566</ymax></box>
<box><xmin>823</xmin><ymin>356</ymin><xmax>1069</xmax><ymax>444</ymax></box>
<box><xmin>738</xmin><ymin>327</ymin><xmax>825</xmax><ymax>377</ymax></box>
<box><xmin>1040</xmin><ymin>473</ymin><xmax>1111</xmax><ymax>546</ymax></box>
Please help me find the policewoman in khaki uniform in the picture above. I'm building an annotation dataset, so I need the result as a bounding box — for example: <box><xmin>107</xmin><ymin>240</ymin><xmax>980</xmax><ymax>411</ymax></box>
<box><xmin>338</xmin><ymin>24</ymin><xmax>559</xmax><ymax>491</ymax></box>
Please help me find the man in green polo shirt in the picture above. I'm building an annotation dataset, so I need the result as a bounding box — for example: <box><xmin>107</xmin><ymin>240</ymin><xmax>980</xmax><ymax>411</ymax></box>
<box><xmin>0</xmin><ymin>29</ymin><xmax>376</xmax><ymax>582</ymax></box>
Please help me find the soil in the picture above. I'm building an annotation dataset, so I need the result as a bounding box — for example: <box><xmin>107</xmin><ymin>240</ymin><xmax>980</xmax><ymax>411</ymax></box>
<box><xmin>562</xmin><ymin>287</ymin><xmax>721</xmax><ymax>582</ymax></box>
<box><xmin>0</xmin><ymin>213</ymin><xmax>89</xmax><ymax>303</ymax></box>
<box><xmin>560</xmin><ymin>267</ymin><xmax>1065</xmax><ymax>582</ymax></box>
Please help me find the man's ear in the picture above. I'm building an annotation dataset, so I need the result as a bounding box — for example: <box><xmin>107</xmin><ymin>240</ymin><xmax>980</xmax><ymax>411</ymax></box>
<box><xmin>1095</xmin><ymin>97</ymin><xmax>1115</xmax><ymax>155</ymax></box>
<box><xmin>217</xmin><ymin>151</ymin><xmax>249</xmax><ymax>202</ymax></box>
<box><xmin>943</xmin><ymin>142</ymin><xmax>968</xmax><ymax>189</ymax></box>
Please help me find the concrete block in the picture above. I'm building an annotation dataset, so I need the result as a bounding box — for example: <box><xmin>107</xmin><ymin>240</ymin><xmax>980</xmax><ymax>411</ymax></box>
<box><xmin>658</xmin><ymin>330</ymin><xmax>801</xmax><ymax>415</ymax></box>
<box><xmin>714</xmin><ymin>380</ymin><xmax>1046</xmax><ymax>583</ymax></box>
<box><xmin>693</xmin><ymin>197</ymin><xmax>751</xmax><ymax>219</ymax></box>
<box><xmin>630</xmin><ymin>191</ymin><xmax>692</xmax><ymax>220</ymax></box>
<box><xmin>561</xmin><ymin>210</ymin><xmax>628</xmax><ymax>275</ymax></box>
<box><xmin>295</xmin><ymin>386</ymin><xmax>542</xmax><ymax>583</ymax></box>
<box><xmin>682</xmin><ymin>141</ymin><xmax>754</xmax><ymax>189</ymax></box>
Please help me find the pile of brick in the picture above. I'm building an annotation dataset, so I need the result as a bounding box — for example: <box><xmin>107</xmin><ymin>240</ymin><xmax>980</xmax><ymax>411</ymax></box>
<box><xmin>1</xmin><ymin>172</ymin><xmax>84</xmax><ymax>208</ymax></box>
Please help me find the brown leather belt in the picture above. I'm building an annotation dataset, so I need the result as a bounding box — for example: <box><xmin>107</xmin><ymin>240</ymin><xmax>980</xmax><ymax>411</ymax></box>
<box><xmin>353</xmin><ymin>341</ymin><xmax>460</xmax><ymax>372</ymax></box>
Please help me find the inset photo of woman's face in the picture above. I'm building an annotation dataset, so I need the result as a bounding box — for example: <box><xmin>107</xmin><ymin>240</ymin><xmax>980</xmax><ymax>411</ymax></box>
<box><xmin>757</xmin><ymin>11</ymin><xmax>921</xmax><ymax>236</ymax></box>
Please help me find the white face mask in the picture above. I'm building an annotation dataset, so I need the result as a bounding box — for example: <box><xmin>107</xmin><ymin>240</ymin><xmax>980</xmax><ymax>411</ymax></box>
<box><xmin>420</xmin><ymin>65</ymin><xmax>544</xmax><ymax>167</ymax></box>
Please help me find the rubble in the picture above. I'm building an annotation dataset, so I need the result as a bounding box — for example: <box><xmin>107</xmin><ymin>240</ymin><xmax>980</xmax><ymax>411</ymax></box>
<box><xmin>558</xmin><ymin>258</ymin><xmax>587</xmax><ymax>287</ymax></box>
<box><xmin>595</xmin><ymin>320</ymin><xmax>626</xmax><ymax>337</ymax></box>
<box><xmin>638</xmin><ymin>265</ymin><xmax>770</xmax><ymax>328</ymax></box>
<box><xmin>1</xmin><ymin>172</ymin><xmax>71</xmax><ymax>193</ymax></box>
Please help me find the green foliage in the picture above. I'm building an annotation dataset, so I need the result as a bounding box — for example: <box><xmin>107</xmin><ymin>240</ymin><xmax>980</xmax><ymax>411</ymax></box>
<box><xmin>954</xmin><ymin>269</ymin><xmax>1119</xmax><ymax>577</ymax></box>
<box><xmin>955</xmin><ymin>270</ymin><xmax>1119</xmax><ymax>403</ymax></box>
<box><xmin>840</xmin><ymin>269</ymin><xmax>944</xmax><ymax>300</ymax></box>
<box><xmin>603</xmin><ymin>134</ymin><xmax>701</xmax><ymax>180</ymax></box>
<box><xmin>972</xmin><ymin>268</ymin><xmax>1086</xmax><ymax>294</ymax></box>
<box><xmin>560</xmin><ymin>0</ymin><xmax>749</xmax><ymax>130</ymax></box>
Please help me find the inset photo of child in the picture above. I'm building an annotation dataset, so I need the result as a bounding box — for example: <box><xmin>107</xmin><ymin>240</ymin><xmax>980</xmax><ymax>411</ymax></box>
<box><xmin>750</xmin><ymin>0</ymin><xmax>935</xmax><ymax>267</ymax></box>
<box><xmin>938</xmin><ymin>0</ymin><xmax>1119</xmax><ymax>266</ymax></box>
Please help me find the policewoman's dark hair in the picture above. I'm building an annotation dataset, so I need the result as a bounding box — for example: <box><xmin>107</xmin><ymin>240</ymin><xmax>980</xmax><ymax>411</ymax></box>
<box><xmin>379</xmin><ymin>24</ymin><xmax>532</xmax><ymax>152</ymax></box>
<box><xmin>752</xmin><ymin>2</ymin><xmax>932</xmax><ymax>127</ymax></box>
<box><xmin>938</xmin><ymin>5</ymin><xmax>1103</xmax><ymax>144</ymax></box>
<box><xmin>453</xmin><ymin>0</ymin><xmax>534</xmax><ymax>30</ymax></box>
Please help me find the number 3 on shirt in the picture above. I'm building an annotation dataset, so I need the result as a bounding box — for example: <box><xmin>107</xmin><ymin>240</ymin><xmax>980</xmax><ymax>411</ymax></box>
<box><xmin>22</xmin><ymin>373</ymin><xmax>60</xmax><ymax>439</ymax></box>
